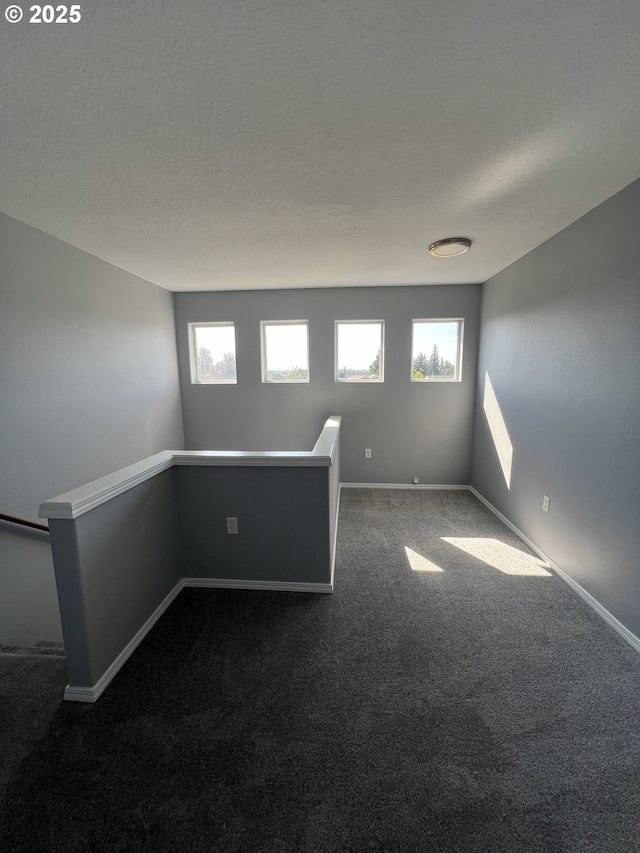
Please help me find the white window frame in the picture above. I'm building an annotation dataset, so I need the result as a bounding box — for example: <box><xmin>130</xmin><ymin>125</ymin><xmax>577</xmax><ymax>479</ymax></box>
<box><xmin>410</xmin><ymin>318</ymin><xmax>464</xmax><ymax>383</ymax></box>
<box><xmin>188</xmin><ymin>322</ymin><xmax>237</xmax><ymax>385</ymax></box>
<box><xmin>260</xmin><ymin>320</ymin><xmax>310</xmax><ymax>384</ymax></box>
<box><xmin>334</xmin><ymin>320</ymin><xmax>385</xmax><ymax>383</ymax></box>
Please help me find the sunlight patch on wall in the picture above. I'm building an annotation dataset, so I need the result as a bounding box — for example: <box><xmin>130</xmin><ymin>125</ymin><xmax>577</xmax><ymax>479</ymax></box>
<box><xmin>404</xmin><ymin>546</ymin><xmax>444</xmax><ymax>573</ymax></box>
<box><xmin>483</xmin><ymin>372</ymin><xmax>513</xmax><ymax>489</ymax></box>
<box><xmin>442</xmin><ymin>537</ymin><xmax>552</xmax><ymax>576</ymax></box>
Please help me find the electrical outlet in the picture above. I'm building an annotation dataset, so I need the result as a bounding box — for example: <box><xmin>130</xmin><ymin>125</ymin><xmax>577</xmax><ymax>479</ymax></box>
<box><xmin>542</xmin><ymin>495</ymin><xmax>550</xmax><ymax>513</ymax></box>
<box><xmin>364</xmin><ymin>448</ymin><xmax>372</xmax><ymax>459</ymax></box>
<box><xmin>226</xmin><ymin>516</ymin><xmax>238</xmax><ymax>534</ymax></box>
<box><xmin>412</xmin><ymin>477</ymin><xmax>419</xmax><ymax>485</ymax></box>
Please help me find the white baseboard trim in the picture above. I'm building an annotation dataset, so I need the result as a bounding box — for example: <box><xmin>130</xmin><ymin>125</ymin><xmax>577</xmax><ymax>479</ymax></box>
<box><xmin>63</xmin><ymin>579</ymin><xmax>184</xmax><ymax>703</ymax></box>
<box><xmin>340</xmin><ymin>482</ymin><xmax>469</xmax><ymax>490</ymax></box>
<box><xmin>469</xmin><ymin>487</ymin><xmax>640</xmax><ymax>656</ymax></box>
<box><xmin>468</xmin><ymin>487</ymin><xmax>541</xmax><ymax>553</ymax></box>
<box><xmin>546</xmin><ymin>563</ymin><xmax>640</xmax><ymax>655</ymax></box>
<box><xmin>183</xmin><ymin>578</ymin><xmax>333</xmax><ymax>594</ymax></box>
<box><xmin>65</xmin><ymin>483</ymin><xmax>639</xmax><ymax>703</ymax></box>
<box><xmin>65</xmin><ymin>572</ymin><xmax>334</xmax><ymax>702</ymax></box>
<box><xmin>330</xmin><ymin>487</ymin><xmax>341</xmax><ymax>589</ymax></box>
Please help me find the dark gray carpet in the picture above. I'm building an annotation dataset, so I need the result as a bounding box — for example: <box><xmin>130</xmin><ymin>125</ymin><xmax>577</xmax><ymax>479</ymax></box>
<box><xmin>1</xmin><ymin>490</ymin><xmax>639</xmax><ymax>852</ymax></box>
<box><xmin>0</xmin><ymin>643</ymin><xmax>66</xmax><ymax>796</ymax></box>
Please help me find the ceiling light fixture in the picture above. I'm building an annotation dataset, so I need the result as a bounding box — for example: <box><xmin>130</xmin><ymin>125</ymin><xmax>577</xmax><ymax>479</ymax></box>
<box><xmin>428</xmin><ymin>237</ymin><xmax>472</xmax><ymax>257</ymax></box>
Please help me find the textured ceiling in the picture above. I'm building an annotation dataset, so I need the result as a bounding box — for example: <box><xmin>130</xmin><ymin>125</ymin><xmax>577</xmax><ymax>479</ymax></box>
<box><xmin>1</xmin><ymin>0</ymin><xmax>640</xmax><ymax>292</ymax></box>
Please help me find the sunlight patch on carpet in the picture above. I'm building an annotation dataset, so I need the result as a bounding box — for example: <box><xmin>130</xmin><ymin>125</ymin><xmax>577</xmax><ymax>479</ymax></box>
<box><xmin>404</xmin><ymin>546</ymin><xmax>444</xmax><ymax>573</ymax></box>
<box><xmin>442</xmin><ymin>537</ymin><xmax>552</xmax><ymax>576</ymax></box>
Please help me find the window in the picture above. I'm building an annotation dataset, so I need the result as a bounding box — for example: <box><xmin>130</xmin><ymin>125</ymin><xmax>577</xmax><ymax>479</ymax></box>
<box><xmin>188</xmin><ymin>322</ymin><xmax>237</xmax><ymax>384</ymax></box>
<box><xmin>261</xmin><ymin>321</ymin><xmax>309</xmax><ymax>383</ymax></box>
<box><xmin>335</xmin><ymin>321</ymin><xmax>384</xmax><ymax>382</ymax></box>
<box><xmin>411</xmin><ymin>319</ymin><xmax>463</xmax><ymax>382</ymax></box>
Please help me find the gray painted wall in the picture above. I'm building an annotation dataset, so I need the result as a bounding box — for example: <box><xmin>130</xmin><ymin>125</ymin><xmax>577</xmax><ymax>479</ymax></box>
<box><xmin>0</xmin><ymin>213</ymin><xmax>185</xmax><ymax>645</ymax></box>
<box><xmin>49</xmin><ymin>471</ymin><xmax>181</xmax><ymax>687</ymax></box>
<box><xmin>471</xmin><ymin>179</ymin><xmax>640</xmax><ymax>639</ymax></box>
<box><xmin>328</xmin><ymin>438</ymin><xmax>340</xmax><ymax>572</ymax></box>
<box><xmin>175</xmin><ymin>466</ymin><xmax>331</xmax><ymax>585</ymax></box>
<box><xmin>174</xmin><ymin>285</ymin><xmax>481</xmax><ymax>484</ymax></box>
<box><xmin>48</xmin><ymin>421</ymin><xmax>338</xmax><ymax>693</ymax></box>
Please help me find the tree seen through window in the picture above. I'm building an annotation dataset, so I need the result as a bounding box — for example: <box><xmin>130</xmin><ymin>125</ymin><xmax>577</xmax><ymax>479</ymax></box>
<box><xmin>411</xmin><ymin>321</ymin><xmax>462</xmax><ymax>381</ymax></box>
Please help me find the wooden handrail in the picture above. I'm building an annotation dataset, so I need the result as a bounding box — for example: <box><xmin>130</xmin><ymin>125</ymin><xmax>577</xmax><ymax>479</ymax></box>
<box><xmin>0</xmin><ymin>512</ymin><xmax>49</xmax><ymax>533</ymax></box>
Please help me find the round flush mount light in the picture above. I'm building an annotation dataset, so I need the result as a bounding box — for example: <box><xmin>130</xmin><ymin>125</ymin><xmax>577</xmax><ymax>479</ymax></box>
<box><xmin>428</xmin><ymin>237</ymin><xmax>472</xmax><ymax>257</ymax></box>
